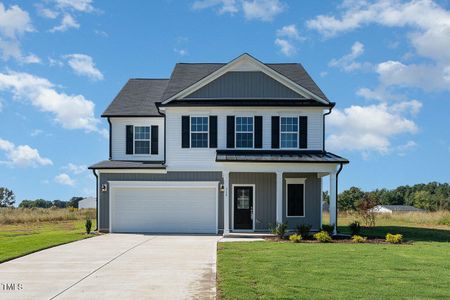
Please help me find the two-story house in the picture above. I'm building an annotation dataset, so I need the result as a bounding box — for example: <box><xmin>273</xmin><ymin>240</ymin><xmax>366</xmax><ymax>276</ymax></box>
<box><xmin>89</xmin><ymin>53</ymin><xmax>349</xmax><ymax>235</ymax></box>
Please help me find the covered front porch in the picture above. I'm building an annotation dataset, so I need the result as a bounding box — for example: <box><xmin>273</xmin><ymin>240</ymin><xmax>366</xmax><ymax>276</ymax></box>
<box><xmin>217</xmin><ymin>150</ymin><xmax>349</xmax><ymax>235</ymax></box>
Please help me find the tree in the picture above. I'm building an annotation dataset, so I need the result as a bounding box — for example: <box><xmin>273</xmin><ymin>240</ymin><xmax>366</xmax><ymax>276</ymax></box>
<box><xmin>413</xmin><ymin>190</ymin><xmax>434</xmax><ymax>211</ymax></box>
<box><xmin>52</xmin><ymin>200</ymin><xmax>67</xmax><ymax>208</ymax></box>
<box><xmin>67</xmin><ymin>197</ymin><xmax>84</xmax><ymax>208</ymax></box>
<box><xmin>338</xmin><ymin>187</ymin><xmax>364</xmax><ymax>211</ymax></box>
<box><xmin>0</xmin><ymin>187</ymin><xmax>15</xmax><ymax>207</ymax></box>
<box><xmin>355</xmin><ymin>193</ymin><xmax>378</xmax><ymax>227</ymax></box>
<box><xmin>322</xmin><ymin>191</ymin><xmax>329</xmax><ymax>204</ymax></box>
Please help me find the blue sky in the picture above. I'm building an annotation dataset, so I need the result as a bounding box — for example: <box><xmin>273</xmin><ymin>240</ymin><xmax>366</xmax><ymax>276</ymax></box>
<box><xmin>0</xmin><ymin>0</ymin><xmax>449</xmax><ymax>204</ymax></box>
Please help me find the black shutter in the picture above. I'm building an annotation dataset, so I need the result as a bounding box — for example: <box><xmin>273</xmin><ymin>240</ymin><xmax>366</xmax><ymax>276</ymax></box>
<box><xmin>254</xmin><ymin>116</ymin><xmax>263</xmax><ymax>148</ymax></box>
<box><xmin>299</xmin><ymin>116</ymin><xmax>308</xmax><ymax>149</ymax></box>
<box><xmin>151</xmin><ymin>125</ymin><xmax>158</xmax><ymax>154</ymax></box>
<box><xmin>181</xmin><ymin>116</ymin><xmax>190</xmax><ymax>148</ymax></box>
<box><xmin>126</xmin><ymin>125</ymin><xmax>134</xmax><ymax>154</ymax></box>
<box><xmin>271</xmin><ymin>116</ymin><xmax>279</xmax><ymax>149</ymax></box>
<box><xmin>209</xmin><ymin>116</ymin><xmax>217</xmax><ymax>148</ymax></box>
<box><xmin>227</xmin><ymin>116</ymin><xmax>235</xmax><ymax>148</ymax></box>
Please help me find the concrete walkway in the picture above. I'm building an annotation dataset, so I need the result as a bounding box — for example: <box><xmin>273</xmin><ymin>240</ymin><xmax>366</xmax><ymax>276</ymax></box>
<box><xmin>0</xmin><ymin>234</ymin><xmax>220</xmax><ymax>300</ymax></box>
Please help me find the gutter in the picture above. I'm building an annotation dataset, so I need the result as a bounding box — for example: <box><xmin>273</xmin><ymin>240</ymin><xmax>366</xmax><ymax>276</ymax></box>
<box><xmin>323</xmin><ymin>105</ymin><xmax>334</xmax><ymax>152</ymax></box>
<box><xmin>92</xmin><ymin>170</ymin><xmax>99</xmax><ymax>231</ymax></box>
<box><xmin>335</xmin><ymin>163</ymin><xmax>344</xmax><ymax>234</ymax></box>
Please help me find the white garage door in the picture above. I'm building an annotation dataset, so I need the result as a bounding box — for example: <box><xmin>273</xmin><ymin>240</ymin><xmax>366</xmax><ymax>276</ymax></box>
<box><xmin>110</xmin><ymin>182</ymin><xmax>218</xmax><ymax>233</ymax></box>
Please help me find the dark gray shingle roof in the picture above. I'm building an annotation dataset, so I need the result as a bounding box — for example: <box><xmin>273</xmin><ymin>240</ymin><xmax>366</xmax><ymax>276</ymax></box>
<box><xmin>102</xmin><ymin>79</ymin><xmax>168</xmax><ymax>117</ymax></box>
<box><xmin>89</xmin><ymin>160</ymin><xmax>165</xmax><ymax>169</ymax></box>
<box><xmin>216</xmin><ymin>150</ymin><xmax>348</xmax><ymax>163</ymax></box>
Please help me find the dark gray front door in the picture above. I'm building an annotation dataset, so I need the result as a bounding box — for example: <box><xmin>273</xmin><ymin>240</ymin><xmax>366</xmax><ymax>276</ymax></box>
<box><xmin>234</xmin><ymin>186</ymin><xmax>253</xmax><ymax>230</ymax></box>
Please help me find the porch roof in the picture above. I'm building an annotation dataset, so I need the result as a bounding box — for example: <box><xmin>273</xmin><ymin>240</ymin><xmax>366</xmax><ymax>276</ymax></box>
<box><xmin>88</xmin><ymin>160</ymin><xmax>166</xmax><ymax>169</ymax></box>
<box><xmin>216</xmin><ymin>150</ymin><xmax>349</xmax><ymax>164</ymax></box>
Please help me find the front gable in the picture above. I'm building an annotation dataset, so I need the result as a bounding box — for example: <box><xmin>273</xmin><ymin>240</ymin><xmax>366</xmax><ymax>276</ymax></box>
<box><xmin>185</xmin><ymin>71</ymin><xmax>305</xmax><ymax>99</ymax></box>
<box><xmin>162</xmin><ymin>53</ymin><xmax>329</xmax><ymax>105</ymax></box>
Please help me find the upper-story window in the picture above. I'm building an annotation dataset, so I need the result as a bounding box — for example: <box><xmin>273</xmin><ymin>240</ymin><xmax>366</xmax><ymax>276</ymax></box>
<box><xmin>191</xmin><ymin>116</ymin><xmax>208</xmax><ymax>148</ymax></box>
<box><xmin>134</xmin><ymin>126</ymin><xmax>150</xmax><ymax>154</ymax></box>
<box><xmin>236</xmin><ymin>117</ymin><xmax>254</xmax><ymax>148</ymax></box>
<box><xmin>280</xmin><ymin>117</ymin><xmax>298</xmax><ymax>148</ymax></box>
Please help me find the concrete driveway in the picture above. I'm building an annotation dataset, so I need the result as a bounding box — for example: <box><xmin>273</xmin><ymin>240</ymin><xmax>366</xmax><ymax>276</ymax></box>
<box><xmin>0</xmin><ymin>234</ymin><xmax>220</xmax><ymax>300</ymax></box>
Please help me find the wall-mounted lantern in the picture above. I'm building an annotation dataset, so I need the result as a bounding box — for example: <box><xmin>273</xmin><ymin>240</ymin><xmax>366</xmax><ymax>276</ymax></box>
<box><xmin>101</xmin><ymin>183</ymin><xmax>108</xmax><ymax>192</ymax></box>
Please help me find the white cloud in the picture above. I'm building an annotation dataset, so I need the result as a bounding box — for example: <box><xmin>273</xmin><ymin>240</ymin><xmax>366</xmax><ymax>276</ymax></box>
<box><xmin>55</xmin><ymin>173</ymin><xmax>75</xmax><ymax>186</ymax></box>
<box><xmin>329</xmin><ymin>41</ymin><xmax>371</xmax><ymax>72</ymax></box>
<box><xmin>55</xmin><ymin>0</ymin><xmax>94</xmax><ymax>13</ymax></box>
<box><xmin>64</xmin><ymin>54</ymin><xmax>103</xmax><ymax>80</ymax></box>
<box><xmin>274</xmin><ymin>38</ymin><xmax>295</xmax><ymax>57</ymax></box>
<box><xmin>0</xmin><ymin>3</ymin><xmax>39</xmax><ymax>64</ymax></box>
<box><xmin>276</xmin><ymin>24</ymin><xmax>302</xmax><ymax>41</ymax></box>
<box><xmin>0</xmin><ymin>71</ymin><xmax>104</xmax><ymax>134</ymax></box>
<box><xmin>192</xmin><ymin>0</ymin><xmax>238</xmax><ymax>14</ymax></box>
<box><xmin>35</xmin><ymin>4</ymin><xmax>59</xmax><ymax>19</ymax></box>
<box><xmin>242</xmin><ymin>0</ymin><xmax>284</xmax><ymax>21</ymax></box>
<box><xmin>0</xmin><ymin>98</ymin><xmax>3</xmax><ymax>111</ymax></box>
<box><xmin>327</xmin><ymin>103</ymin><xmax>419</xmax><ymax>155</ymax></box>
<box><xmin>174</xmin><ymin>48</ymin><xmax>188</xmax><ymax>56</ymax></box>
<box><xmin>30</xmin><ymin>129</ymin><xmax>43</xmax><ymax>137</ymax></box>
<box><xmin>50</xmin><ymin>14</ymin><xmax>79</xmax><ymax>32</ymax></box>
<box><xmin>396</xmin><ymin>140</ymin><xmax>417</xmax><ymax>156</ymax></box>
<box><xmin>48</xmin><ymin>57</ymin><xmax>64</xmax><ymax>67</ymax></box>
<box><xmin>0</xmin><ymin>138</ymin><xmax>52</xmax><ymax>167</ymax></box>
<box><xmin>63</xmin><ymin>163</ymin><xmax>87</xmax><ymax>174</ymax></box>
<box><xmin>193</xmin><ymin>0</ymin><xmax>284</xmax><ymax>21</ymax></box>
<box><xmin>307</xmin><ymin>0</ymin><xmax>450</xmax><ymax>92</ymax></box>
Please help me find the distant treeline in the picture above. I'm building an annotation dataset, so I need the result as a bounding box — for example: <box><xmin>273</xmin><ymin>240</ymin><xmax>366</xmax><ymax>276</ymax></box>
<box><xmin>18</xmin><ymin>197</ymin><xmax>84</xmax><ymax>209</ymax></box>
<box><xmin>337</xmin><ymin>182</ymin><xmax>450</xmax><ymax>211</ymax></box>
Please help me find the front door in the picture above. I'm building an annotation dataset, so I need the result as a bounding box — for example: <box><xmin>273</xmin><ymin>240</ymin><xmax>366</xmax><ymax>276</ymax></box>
<box><xmin>234</xmin><ymin>186</ymin><xmax>253</xmax><ymax>230</ymax></box>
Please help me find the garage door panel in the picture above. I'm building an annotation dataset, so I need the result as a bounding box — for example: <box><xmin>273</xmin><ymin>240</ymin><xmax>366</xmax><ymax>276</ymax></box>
<box><xmin>111</xmin><ymin>186</ymin><xmax>217</xmax><ymax>233</ymax></box>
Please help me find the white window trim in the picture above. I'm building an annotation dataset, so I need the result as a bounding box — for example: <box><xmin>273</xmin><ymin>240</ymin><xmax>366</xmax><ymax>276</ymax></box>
<box><xmin>286</xmin><ymin>178</ymin><xmax>306</xmax><ymax>218</ymax></box>
<box><xmin>231</xmin><ymin>184</ymin><xmax>256</xmax><ymax>232</ymax></box>
<box><xmin>134</xmin><ymin>126</ymin><xmax>151</xmax><ymax>155</ymax></box>
<box><xmin>280</xmin><ymin>116</ymin><xmax>299</xmax><ymax>150</ymax></box>
<box><xmin>235</xmin><ymin>116</ymin><xmax>254</xmax><ymax>149</ymax></box>
<box><xmin>190</xmin><ymin>116</ymin><xmax>209</xmax><ymax>148</ymax></box>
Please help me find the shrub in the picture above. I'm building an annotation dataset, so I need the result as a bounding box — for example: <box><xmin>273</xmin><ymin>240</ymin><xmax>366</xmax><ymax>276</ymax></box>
<box><xmin>438</xmin><ymin>214</ymin><xmax>450</xmax><ymax>226</ymax></box>
<box><xmin>314</xmin><ymin>231</ymin><xmax>332</xmax><ymax>243</ymax></box>
<box><xmin>385</xmin><ymin>233</ymin><xmax>403</xmax><ymax>244</ymax></box>
<box><xmin>321</xmin><ymin>224</ymin><xmax>334</xmax><ymax>235</ymax></box>
<box><xmin>351</xmin><ymin>235</ymin><xmax>367</xmax><ymax>243</ymax></box>
<box><xmin>289</xmin><ymin>234</ymin><xmax>302</xmax><ymax>243</ymax></box>
<box><xmin>68</xmin><ymin>207</ymin><xmax>78</xmax><ymax>213</ymax></box>
<box><xmin>270</xmin><ymin>222</ymin><xmax>288</xmax><ymax>238</ymax></box>
<box><xmin>296</xmin><ymin>224</ymin><xmax>312</xmax><ymax>238</ymax></box>
<box><xmin>349</xmin><ymin>221</ymin><xmax>361</xmax><ymax>236</ymax></box>
<box><xmin>85</xmin><ymin>218</ymin><xmax>92</xmax><ymax>234</ymax></box>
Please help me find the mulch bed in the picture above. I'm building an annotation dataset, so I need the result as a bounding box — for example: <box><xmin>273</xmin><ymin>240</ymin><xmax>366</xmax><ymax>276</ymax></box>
<box><xmin>264</xmin><ymin>236</ymin><xmax>410</xmax><ymax>244</ymax></box>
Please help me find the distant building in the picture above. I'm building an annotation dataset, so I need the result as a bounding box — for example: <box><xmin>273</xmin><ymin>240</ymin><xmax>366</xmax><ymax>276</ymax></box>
<box><xmin>371</xmin><ymin>205</ymin><xmax>424</xmax><ymax>213</ymax></box>
<box><xmin>78</xmin><ymin>197</ymin><xmax>96</xmax><ymax>209</ymax></box>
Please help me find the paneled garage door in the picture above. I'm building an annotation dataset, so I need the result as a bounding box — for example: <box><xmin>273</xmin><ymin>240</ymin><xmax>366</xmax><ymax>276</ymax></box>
<box><xmin>110</xmin><ymin>182</ymin><xmax>218</xmax><ymax>233</ymax></box>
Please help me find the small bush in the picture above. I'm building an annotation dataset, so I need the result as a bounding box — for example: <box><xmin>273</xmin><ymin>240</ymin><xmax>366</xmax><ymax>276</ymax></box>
<box><xmin>270</xmin><ymin>222</ymin><xmax>288</xmax><ymax>238</ymax></box>
<box><xmin>296</xmin><ymin>224</ymin><xmax>312</xmax><ymax>238</ymax></box>
<box><xmin>385</xmin><ymin>233</ymin><xmax>403</xmax><ymax>244</ymax></box>
<box><xmin>349</xmin><ymin>221</ymin><xmax>361</xmax><ymax>236</ymax></box>
<box><xmin>68</xmin><ymin>207</ymin><xmax>78</xmax><ymax>212</ymax></box>
<box><xmin>321</xmin><ymin>224</ymin><xmax>334</xmax><ymax>235</ymax></box>
<box><xmin>289</xmin><ymin>234</ymin><xmax>302</xmax><ymax>243</ymax></box>
<box><xmin>438</xmin><ymin>215</ymin><xmax>450</xmax><ymax>226</ymax></box>
<box><xmin>351</xmin><ymin>235</ymin><xmax>367</xmax><ymax>243</ymax></box>
<box><xmin>314</xmin><ymin>231</ymin><xmax>332</xmax><ymax>243</ymax></box>
<box><xmin>85</xmin><ymin>218</ymin><xmax>92</xmax><ymax>234</ymax></box>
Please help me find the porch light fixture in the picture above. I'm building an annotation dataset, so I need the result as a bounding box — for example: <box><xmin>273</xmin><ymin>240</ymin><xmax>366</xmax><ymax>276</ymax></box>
<box><xmin>101</xmin><ymin>183</ymin><xmax>108</xmax><ymax>192</ymax></box>
<box><xmin>219</xmin><ymin>184</ymin><xmax>225</xmax><ymax>192</ymax></box>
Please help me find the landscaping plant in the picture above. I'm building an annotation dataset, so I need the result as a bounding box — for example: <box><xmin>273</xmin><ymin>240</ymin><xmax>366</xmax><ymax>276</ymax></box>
<box><xmin>321</xmin><ymin>224</ymin><xmax>334</xmax><ymax>235</ymax></box>
<box><xmin>296</xmin><ymin>224</ymin><xmax>312</xmax><ymax>239</ymax></box>
<box><xmin>351</xmin><ymin>235</ymin><xmax>367</xmax><ymax>243</ymax></box>
<box><xmin>386</xmin><ymin>233</ymin><xmax>403</xmax><ymax>244</ymax></box>
<box><xmin>314</xmin><ymin>231</ymin><xmax>332</xmax><ymax>242</ymax></box>
<box><xmin>270</xmin><ymin>222</ymin><xmax>288</xmax><ymax>239</ymax></box>
<box><xmin>349</xmin><ymin>221</ymin><xmax>361</xmax><ymax>236</ymax></box>
<box><xmin>85</xmin><ymin>218</ymin><xmax>92</xmax><ymax>234</ymax></box>
<box><xmin>289</xmin><ymin>234</ymin><xmax>302</xmax><ymax>243</ymax></box>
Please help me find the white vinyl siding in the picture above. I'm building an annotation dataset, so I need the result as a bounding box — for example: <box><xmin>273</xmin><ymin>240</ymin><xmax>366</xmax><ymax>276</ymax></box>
<box><xmin>111</xmin><ymin>117</ymin><xmax>164</xmax><ymax>161</ymax></box>
<box><xmin>165</xmin><ymin>107</ymin><xmax>324</xmax><ymax>169</ymax></box>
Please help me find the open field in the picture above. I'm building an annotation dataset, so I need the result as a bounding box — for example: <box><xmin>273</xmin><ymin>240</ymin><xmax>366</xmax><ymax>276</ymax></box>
<box><xmin>218</xmin><ymin>212</ymin><xmax>450</xmax><ymax>299</ymax></box>
<box><xmin>0</xmin><ymin>208</ymin><xmax>96</xmax><ymax>263</ymax></box>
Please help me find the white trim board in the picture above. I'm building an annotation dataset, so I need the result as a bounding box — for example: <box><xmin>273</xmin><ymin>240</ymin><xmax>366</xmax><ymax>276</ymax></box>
<box><xmin>231</xmin><ymin>184</ymin><xmax>256</xmax><ymax>232</ymax></box>
<box><xmin>162</xmin><ymin>54</ymin><xmax>329</xmax><ymax>105</ymax></box>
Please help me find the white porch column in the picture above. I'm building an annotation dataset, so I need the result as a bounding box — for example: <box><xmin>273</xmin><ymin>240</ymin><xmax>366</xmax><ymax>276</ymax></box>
<box><xmin>276</xmin><ymin>171</ymin><xmax>283</xmax><ymax>224</ymax></box>
<box><xmin>329</xmin><ymin>171</ymin><xmax>337</xmax><ymax>235</ymax></box>
<box><xmin>223</xmin><ymin>171</ymin><xmax>230</xmax><ymax>234</ymax></box>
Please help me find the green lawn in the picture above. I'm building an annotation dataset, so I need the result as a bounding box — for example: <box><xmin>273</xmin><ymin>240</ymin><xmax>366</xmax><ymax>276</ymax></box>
<box><xmin>218</xmin><ymin>224</ymin><xmax>450</xmax><ymax>299</ymax></box>
<box><xmin>0</xmin><ymin>220</ymin><xmax>95</xmax><ymax>263</ymax></box>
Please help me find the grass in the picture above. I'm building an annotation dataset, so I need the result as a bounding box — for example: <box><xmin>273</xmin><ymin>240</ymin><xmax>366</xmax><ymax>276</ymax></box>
<box><xmin>218</xmin><ymin>212</ymin><xmax>450</xmax><ymax>299</ymax></box>
<box><xmin>0</xmin><ymin>219</ymin><xmax>96</xmax><ymax>263</ymax></box>
<box><xmin>0</xmin><ymin>207</ymin><xmax>96</xmax><ymax>224</ymax></box>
